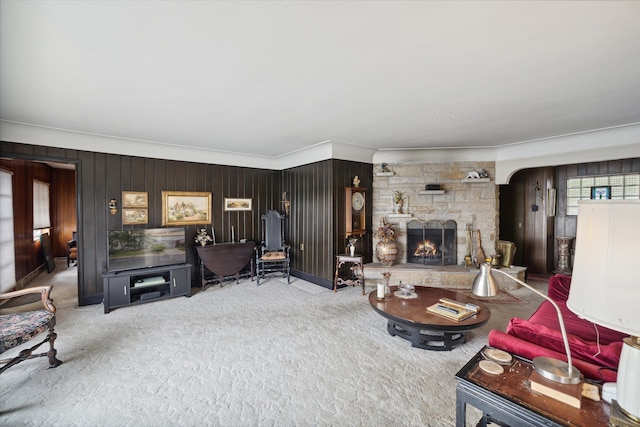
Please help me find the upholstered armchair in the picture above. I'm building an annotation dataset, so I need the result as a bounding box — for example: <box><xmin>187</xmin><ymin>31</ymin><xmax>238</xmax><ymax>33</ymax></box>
<box><xmin>0</xmin><ymin>285</ymin><xmax>62</xmax><ymax>374</ymax></box>
<box><xmin>67</xmin><ymin>231</ymin><xmax>77</xmax><ymax>267</ymax></box>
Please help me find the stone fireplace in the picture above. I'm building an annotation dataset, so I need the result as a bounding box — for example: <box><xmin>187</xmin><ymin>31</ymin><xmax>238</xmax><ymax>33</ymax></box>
<box><xmin>406</xmin><ymin>219</ymin><xmax>457</xmax><ymax>265</ymax></box>
<box><xmin>365</xmin><ymin>161</ymin><xmax>527</xmax><ymax>289</ymax></box>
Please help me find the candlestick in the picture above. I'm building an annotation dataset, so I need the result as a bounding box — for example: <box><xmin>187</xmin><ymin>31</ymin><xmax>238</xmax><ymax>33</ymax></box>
<box><xmin>212</xmin><ymin>227</ymin><xmax>216</xmax><ymax>244</ymax></box>
<box><xmin>231</xmin><ymin>226</ymin><xmax>234</xmax><ymax>242</ymax></box>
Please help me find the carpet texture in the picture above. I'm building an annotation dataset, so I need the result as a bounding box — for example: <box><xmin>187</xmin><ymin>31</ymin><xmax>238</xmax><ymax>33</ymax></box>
<box><xmin>462</xmin><ymin>289</ymin><xmax>525</xmax><ymax>304</ymax></box>
<box><xmin>1</xmin><ymin>260</ymin><xmax>546</xmax><ymax>427</ymax></box>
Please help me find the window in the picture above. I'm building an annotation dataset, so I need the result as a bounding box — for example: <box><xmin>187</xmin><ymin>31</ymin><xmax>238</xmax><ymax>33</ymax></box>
<box><xmin>566</xmin><ymin>174</ymin><xmax>640</xmax><ymax>215</ymax></box>
<box><xmin>1</xmin><ymin>169</ymin><xmax>16</xmax><ymax>293</ymax></box>
<box><xmin>33</xmin><ymin>179</ymin><xmax>51</xmax><ymax>240</ymax></box>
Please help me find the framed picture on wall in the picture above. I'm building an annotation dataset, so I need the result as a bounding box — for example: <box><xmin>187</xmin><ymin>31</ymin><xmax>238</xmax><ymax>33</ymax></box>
<box><xmin>590</xmin><ymin>186</ymin><xmax>611</xmax><ymax>200</ymax></box>
<box><xmin>123</xmin><ymin>208</ymin><xmax>148</xmax><ymax>225</ymax></box>
<box><xmin>122</xmin><ymin>191</ymin><xmax>148</xmax><ymax>208</ymax></box>
<box><xmin>162</xmin><ymin>191</ymin><xmax>212</xmax><ymax>225</ymax></box>
<box><xmin>224</xmin><ymin>198</ymin><xmax>252</xmax><ymax>211</ymax></box>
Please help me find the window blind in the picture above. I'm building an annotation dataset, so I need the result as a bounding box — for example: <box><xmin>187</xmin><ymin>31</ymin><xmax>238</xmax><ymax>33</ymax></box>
<box><xmin>33</xmin><ymin>179</ymin><xmax>51</xmax><ymax>229</ymax></box>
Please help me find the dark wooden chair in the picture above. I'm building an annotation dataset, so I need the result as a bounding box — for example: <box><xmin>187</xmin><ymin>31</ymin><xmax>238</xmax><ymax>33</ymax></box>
<box><xmin>0</xmin><ymin>285</ymin><xmax>62</xmax><ymax>374</ymax></box>
<box><xmin>255</xmin><ymin>210</ymin><xmax>290</xmax><ymax>285</ymax></box>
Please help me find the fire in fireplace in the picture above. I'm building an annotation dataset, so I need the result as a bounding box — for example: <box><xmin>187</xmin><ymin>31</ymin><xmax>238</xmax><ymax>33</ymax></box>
<box><xmin>407</xmin><ymin>219</ymin><xmax>457</xmax><ymax>265</ymax></box>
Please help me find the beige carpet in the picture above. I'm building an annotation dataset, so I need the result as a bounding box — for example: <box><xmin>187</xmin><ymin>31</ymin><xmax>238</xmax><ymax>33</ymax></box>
<box><xmin>1</xmin><ymin>259</ymin><xmax>546</xmax><ymax>427</ymax></box>
<box><xmin>462</xmin><ymin>289</ymin><xmax>525</xmax><ymax>304</ymax></box>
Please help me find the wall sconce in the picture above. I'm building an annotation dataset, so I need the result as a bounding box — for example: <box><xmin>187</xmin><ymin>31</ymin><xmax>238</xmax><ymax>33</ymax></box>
<box><xmin>109</xmin><ymin>198</ymin><xmax>118</xmax><ymax>216</ymax></box>
<box><xmin>281</xmin><ymin>192</ymin><xmax>290</xmax><ymax>216</ymax></box>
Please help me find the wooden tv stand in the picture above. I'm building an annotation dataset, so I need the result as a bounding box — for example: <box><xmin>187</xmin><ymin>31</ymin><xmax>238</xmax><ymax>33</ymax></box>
<box><xmin>102</xmin><ymin>264</ymin><xmax>191</xmax><ymax>313</ymax></box>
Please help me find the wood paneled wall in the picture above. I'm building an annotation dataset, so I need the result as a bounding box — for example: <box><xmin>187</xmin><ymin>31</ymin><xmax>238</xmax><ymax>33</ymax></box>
<box><xmin>51</xmin><ymin>168</ymin><xmax>77</xmax><ymax>256</ymax></box>
<box><xmin>1</xmin><ymin>143</ymin><xmax>282</xmax><ymax>304</ymax></box>
<box><xmin>1</xmin><ymin>142</ymin><xmax>372</xmax><ymax>303</ymax></box>
<box><xmin>500</xmin><ymin>158</ymin><xmax>640</xmax><ymax>274</ymax></box>
<box><xmin>282</xmin><ymin>160</ymin><xmax>372</xmax><ymax>287</ymax></box>
<box><xmin>553</xmin><ymin>158</ymin><xmax>640</xmax><ymax>266</ymax></box>
<box><xmin>0</xmin><ymin>158</ymin><xmax>55</xmax><ymax>279</ymax></box>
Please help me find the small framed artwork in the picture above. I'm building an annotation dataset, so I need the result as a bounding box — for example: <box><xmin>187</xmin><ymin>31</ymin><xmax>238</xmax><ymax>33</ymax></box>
<box><xmin>590</xmin><ymin>186</ymin><xmax>611</xmax><ymax>200</ymax></box>
<box><xmin>122</xmin><ymin>191</ymin><xmax>148</xmax><ymax>208</ymax></box>
<box><xmin>224</xmin><ymin>198</ymin><xmax>252</xmax><ymax>211</ymax></box>
<box><xmin>123</xmin><ymin>208</ymin><xmax>148</xmax><ymax>225</ymax></box>
<box><xmin>162</xmin><ymin>191</ymin><xmax>212</xmax><ymax>226</ymax></box>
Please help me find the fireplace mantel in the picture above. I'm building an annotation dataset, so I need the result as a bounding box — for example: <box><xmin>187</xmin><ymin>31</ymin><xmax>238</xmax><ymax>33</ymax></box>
<box><xmin>363</xmin><ymin>263</ymin><xmax>527</xmax><ymax>291</ymax></box>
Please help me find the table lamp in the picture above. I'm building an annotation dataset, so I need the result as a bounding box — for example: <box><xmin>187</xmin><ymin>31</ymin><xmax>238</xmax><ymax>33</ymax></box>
<box><xmin>567</xmin><ymin>200</ymin><xmax>640</xmax><ymax>422</ymax></box>
<box><xmin>472</xmin><ymin>263</ymin><xmax>581</xmax><ymax>384</ymax></box>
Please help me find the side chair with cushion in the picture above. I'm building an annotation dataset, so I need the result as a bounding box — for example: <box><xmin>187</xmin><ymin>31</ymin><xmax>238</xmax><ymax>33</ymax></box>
<box><xmin>255</xmin><ymin>210</ymin><xmax>290</xmax><ymax>285</ymax></box>
<box><xmin>0</xmin><ymin>285</ymin><xmax>63</xmax><ymax>374</ymax></box>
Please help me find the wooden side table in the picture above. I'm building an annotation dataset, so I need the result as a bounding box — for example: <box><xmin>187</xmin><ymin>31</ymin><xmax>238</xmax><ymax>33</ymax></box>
<box><xmin>334</xmin><ymin>254</ymin><xmax>365</xmax><ymax>295</ymax></box>
<box><xmin>456</xmin><ymin>347</ymin><xmax>610</xmax><ymax>426</ymax></box>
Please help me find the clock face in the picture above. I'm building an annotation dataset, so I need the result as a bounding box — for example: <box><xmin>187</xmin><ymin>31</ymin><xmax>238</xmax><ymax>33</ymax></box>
<box><xmin>351</xmin><ymin>192</ymin><xmax>365</xmax><ymax>211</ymax></box>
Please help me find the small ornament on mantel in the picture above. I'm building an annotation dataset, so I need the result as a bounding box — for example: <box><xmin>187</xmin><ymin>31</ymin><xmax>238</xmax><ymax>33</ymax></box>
<box><xmin>353</xmin><ymin>175</ymin><xmax>360</xmax><ymax>187</ymax></box>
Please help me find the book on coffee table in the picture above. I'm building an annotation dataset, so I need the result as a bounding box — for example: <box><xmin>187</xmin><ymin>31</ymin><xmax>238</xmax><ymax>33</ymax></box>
<box><xmin>426</xmin><ymin>301</ymin><xmax>477</xmax><ymax>322</ymax></box>
<box><xmin>438</xmin><ymin>298</ymin><xmax>481</xmax><ymax>313</ymax></box>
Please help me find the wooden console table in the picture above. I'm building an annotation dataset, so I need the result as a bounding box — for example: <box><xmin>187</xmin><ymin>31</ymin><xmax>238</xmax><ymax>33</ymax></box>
<box><xmin>195</xmin><ymin>241</ymin><xmax>255</xmax><ymax>290</ymax></box>
<box><xmin>456</xmin><ymin>347</ymin><xmax>610</xmax><ymax>426</ymax></box>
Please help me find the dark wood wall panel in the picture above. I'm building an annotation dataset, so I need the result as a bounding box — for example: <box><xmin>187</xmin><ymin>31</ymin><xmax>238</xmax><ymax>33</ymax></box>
<box><xmin>333</xmin><ymin>160</ymin><xmax>373</xmax><ymax>264</ymax></box>
<box><xmin>282</xmin><ymin>159</ymin><xmax>372</xmax><ymax>286</ymax></box>
<box><xmin>553</xmin><ymin>158</ymin><xmax>640</xmax><ymax>268</ymax></box>
<box><xmin>1</xmin><ymin>141</ymin><xmax>286</xmax><ymax>305</ymax></box>
<box><xmin>0</xmin><ymin>157</ymin><xmax>54</xmax><ymax>279</ymax></box>
<box><xmin>501</xmin><ymin>158</ymin><xmax>640</xmax><ymax>274</ymax></box>
<box><xmin>51</xmin><ymin>168</ymin><xmax>77</xmax><ymax>256</ymax></box>
<box><xmin>2</xmin><ymin>141</ymin><xmax>372</xmax><ymax>302</ymax></box>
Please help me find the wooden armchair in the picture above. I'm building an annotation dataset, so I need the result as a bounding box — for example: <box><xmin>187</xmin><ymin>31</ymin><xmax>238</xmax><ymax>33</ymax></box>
<box><xmin>0</xmin><ymin>285</ymin><xmax>62</xmax><ymax>374</ymax></box>
<box><xmin>255</xmin><ymin>210</ymin><xmax>290</xmax><ymax>285</ymax></box>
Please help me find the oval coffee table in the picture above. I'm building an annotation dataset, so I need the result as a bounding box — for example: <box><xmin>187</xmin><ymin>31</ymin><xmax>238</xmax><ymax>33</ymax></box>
<box><xmin>368</xmin><ymin>286</ymin><xmax>490</xmax><ymax>351</ymax></box>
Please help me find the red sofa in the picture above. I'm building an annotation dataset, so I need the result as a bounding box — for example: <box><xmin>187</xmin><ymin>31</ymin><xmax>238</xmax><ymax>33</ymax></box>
<box><xmin>488</xmin><ymin>274</ymin><xmax>626</xmax><ymax>382</ymax></box>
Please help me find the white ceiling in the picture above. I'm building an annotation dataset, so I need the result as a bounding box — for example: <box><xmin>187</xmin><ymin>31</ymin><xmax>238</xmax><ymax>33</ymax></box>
<box><xmin>1</xmin><ymin>1</ymin><xmax>640</xmax><ymax>162</ymax></box>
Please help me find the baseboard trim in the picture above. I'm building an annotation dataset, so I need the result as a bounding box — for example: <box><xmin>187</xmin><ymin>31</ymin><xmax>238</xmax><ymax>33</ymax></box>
<box><xmin>290</xmin><ymin>269</ymin><xmax>332</xmax><ymax>289</ymax></box>
<box><xmin>15</xmin><ymin>264</ymin><xmax>47</xmax><ymax>289</ymax></box>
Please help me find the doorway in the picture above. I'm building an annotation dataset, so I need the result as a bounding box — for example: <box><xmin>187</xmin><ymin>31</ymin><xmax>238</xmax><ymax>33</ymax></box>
<box><xmin>0</xmin><ymin>157</ymin><xmax>79</xmax><ymax>305</ymax></box>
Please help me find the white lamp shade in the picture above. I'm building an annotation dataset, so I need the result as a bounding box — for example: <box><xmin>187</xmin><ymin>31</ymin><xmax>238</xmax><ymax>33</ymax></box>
<box><xmin>567</xmin><ymin>200</ymin><xmax>640</xmax><ymax>337</ymax></box>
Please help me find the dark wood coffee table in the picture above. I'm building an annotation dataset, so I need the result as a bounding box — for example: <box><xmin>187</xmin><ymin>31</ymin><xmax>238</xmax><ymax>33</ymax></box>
<box><xmin>368</xmin><ymin>286</ymin><xmax>490</xmax><ymax>350</ymax></box>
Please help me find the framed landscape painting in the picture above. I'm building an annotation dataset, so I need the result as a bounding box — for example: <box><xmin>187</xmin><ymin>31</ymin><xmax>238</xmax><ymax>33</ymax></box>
<box><xmin>162</xmin><ymin>191</ymin><xmax>212</xmax><ymax>226</ymax></box>
<box><xmin>122</xmin><ymin>191</ymin><xmax>148</xmax><ymax>208</ymax></box>
<box><xmin>123</xmin><ymin>208</ymin><xmax>148</xmax><ymax>225</ymax></box>
<box><xmin>224</xmin><ymin>198</ymin><xmax>252</xmax><ymax>211</ymax></box>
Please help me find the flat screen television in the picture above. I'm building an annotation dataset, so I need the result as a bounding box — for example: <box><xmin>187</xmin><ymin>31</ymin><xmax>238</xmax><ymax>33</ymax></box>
<box><xmin>108</xmin><ymin>227</ymin><xmax>186</xmax><ymax>272</ymax></box>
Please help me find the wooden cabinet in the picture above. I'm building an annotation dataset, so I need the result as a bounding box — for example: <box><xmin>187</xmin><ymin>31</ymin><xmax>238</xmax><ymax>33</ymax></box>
<box><xmin>345</xmin><ymin>187</ymin><xmax>367</xmax><ymax>238</ymax></box>
<box><xmin>102</xmin><ymin>264</ymin><xmax>191</xmax><ymax>313</ymax></box>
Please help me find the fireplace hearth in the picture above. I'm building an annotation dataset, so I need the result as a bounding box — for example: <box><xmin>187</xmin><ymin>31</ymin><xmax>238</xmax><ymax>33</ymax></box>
<box><xmin>407</xmin><ymin>219</ymin><xmax>457</xmax><ymax>265</ymax></box>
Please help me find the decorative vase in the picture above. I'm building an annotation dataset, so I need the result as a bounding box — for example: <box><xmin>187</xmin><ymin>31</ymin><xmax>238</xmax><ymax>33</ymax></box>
<box><xmin>349</xmin><ymin>245</ymin><xmax>355</xmax><ymax>257</ymax></box>
<box><xmin>394</xmin><ymin>201</ymin><xmax>403</xmax><ymax>214</ymax></box>
<box><xmin>376</xmin><ymin>240</ymin><xmax>398</xmax><ymax>266</ymax></box>
<box><xmin>200</xmin><ymin>241</ymin><xmax>207</xmax><ymax>246</ymax></box>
